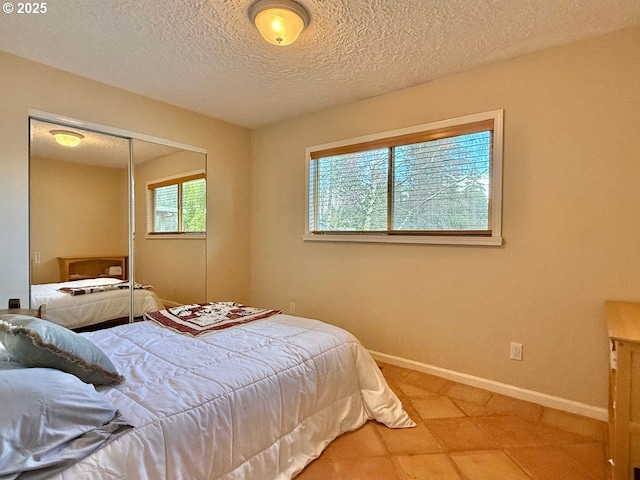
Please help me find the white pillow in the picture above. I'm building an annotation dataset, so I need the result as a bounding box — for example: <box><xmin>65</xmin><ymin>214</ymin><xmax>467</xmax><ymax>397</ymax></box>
<box><xmin>0</xmin><ymin>367</ymin><xmax>132</xmax><ymax>478</ymax></box>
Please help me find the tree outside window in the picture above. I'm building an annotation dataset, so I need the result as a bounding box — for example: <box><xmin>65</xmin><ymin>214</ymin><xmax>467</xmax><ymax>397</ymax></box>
<box><xmin>149</xmin><ymin>173</ymin><xmax>206</xmax><ymax>234</ymax></box>
<box><xmin>309</xmin><ymin>122</ymin><xmax>495</xmax><ymax>237</ymax></box>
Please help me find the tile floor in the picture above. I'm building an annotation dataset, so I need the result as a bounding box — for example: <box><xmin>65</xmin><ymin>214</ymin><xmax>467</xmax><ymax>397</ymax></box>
<box><xmin>296</xmin><ymin>362</ymin><xmax>609</xmax><ymax>480</ymax></box>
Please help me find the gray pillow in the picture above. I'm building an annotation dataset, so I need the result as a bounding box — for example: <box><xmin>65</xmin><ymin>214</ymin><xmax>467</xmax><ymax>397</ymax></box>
<box><xmin>0</xmin><ymin>366</ymin><xmax>132</xmax><ymax>479</ymax></box>
<box><xmin>0</xmin><ymin>315</ymin><xmax>124</xmax><ymax>385</ymax></box>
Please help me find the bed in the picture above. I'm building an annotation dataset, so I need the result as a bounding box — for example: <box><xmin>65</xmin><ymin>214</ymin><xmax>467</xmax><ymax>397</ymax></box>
<box><xmin>30</xmin><ymin>278</ymin><xmax>165</xmax><ymax>330</ymax></box>
<box><xmin>0</xmin><ymin>309</ymin><xmax>414</xmax><ymax>479</ymax></box>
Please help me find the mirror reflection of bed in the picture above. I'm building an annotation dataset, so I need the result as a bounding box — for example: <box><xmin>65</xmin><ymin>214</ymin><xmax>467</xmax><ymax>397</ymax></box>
<box><xmin>29</xmin><ymin>118</ymin><xmax>207</xmax><ymax>331</ymax></box>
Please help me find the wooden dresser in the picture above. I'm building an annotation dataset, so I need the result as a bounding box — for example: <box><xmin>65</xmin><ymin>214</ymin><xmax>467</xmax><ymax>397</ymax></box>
<box><xmin>57</xmin><ymin>256</ymin><xmax>127</xmax><ymax>282</ymax></box>
<box><xmin>607</xmin><ymin>301</ymin><xmax>640</xmax><ymax>480</ymax></box>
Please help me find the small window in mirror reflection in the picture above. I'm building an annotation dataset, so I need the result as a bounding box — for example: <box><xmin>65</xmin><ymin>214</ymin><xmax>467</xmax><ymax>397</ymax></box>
<box><xmin>148</xmin><ymin>172</ymin><xmax>206</xmax><ymax>234</ymax></box>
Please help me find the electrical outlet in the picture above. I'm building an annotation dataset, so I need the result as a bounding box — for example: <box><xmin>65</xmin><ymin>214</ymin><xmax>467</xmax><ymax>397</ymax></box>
<box><xmin>510</xmin><ymin>342</ymin><xmax>523</xmax><ymax>361</ymax></box>
<box><xmin>289</xmin><ymin>302</ymin><xmax>296</xmax><ymax>314</ymax></box>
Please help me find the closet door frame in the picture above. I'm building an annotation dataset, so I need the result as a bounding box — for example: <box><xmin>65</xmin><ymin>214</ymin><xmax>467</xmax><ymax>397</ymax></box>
<box><xmin>28</xmin><ymin>109</ymin><xmax>206</xmax><ymax>322</ymax></box>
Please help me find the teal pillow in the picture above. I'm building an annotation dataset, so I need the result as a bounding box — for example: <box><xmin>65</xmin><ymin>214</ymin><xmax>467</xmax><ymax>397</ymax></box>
<box><xmin>0</xmin><ymin>315</ymin><xmax>124</xmax><ymax>385</ymax></box>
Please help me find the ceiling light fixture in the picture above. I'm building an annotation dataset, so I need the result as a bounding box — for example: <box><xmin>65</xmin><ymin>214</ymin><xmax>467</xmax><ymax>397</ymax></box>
<box><xmin>249</xmin><ymin>0</ymin><xmax>309</xmax><ymax>46</ymax></box>
<box><xmin>50</xmin><ymin>130</ymin><xmax>84</xmax><ymax>147</ymax></box>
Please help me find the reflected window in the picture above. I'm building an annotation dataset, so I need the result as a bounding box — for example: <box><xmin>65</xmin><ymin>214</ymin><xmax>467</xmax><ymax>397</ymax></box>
<box><xmin>148</xmin><ymin>171</ymin><xmax>206</xmax><ymax>234</ymax></box>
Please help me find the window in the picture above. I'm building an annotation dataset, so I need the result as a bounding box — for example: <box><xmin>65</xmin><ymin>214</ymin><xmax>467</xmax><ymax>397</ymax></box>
<box><xmin>147</xmin><ymin>171</ymin><xmax>206</xmax><ymax>235</ymax></box>
<box><xmin>305</xmin><ymin>110</ymin><xmax>503</xmax><ymax>245</ymax></box>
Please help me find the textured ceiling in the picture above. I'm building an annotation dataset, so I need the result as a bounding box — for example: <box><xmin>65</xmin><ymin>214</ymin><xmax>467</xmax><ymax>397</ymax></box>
<box><xmin>1</xmin><ymin>0</ymin><xmax>639</xmax><ymax>128</ymax></box>
<box><xmin>30</xmin><ymin>120</ymin><xmax>181</xmax><ymax>168</ymax></box>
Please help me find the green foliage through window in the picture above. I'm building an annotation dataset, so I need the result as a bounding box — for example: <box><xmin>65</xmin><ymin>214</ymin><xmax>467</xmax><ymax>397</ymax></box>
<box><xmin>149</xmin><ymin>173</ymin><xmax>206</xmax><ymax>234</ymax></box>
<box><xmin>182</xmin><ymin>179</ymin><xmax>206</xmax><ymax>232</ymax></box>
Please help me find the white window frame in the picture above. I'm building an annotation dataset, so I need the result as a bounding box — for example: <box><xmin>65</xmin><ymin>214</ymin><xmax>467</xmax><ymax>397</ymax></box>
<box><xmin>304</xmin><ymin>110</ymin><xmax>503</xmax><ymax>246</ymax></box>
<box><xmin>146</xmin><ymin>169</ymin><xmax>206</xmax><ymax>240</ymax></box>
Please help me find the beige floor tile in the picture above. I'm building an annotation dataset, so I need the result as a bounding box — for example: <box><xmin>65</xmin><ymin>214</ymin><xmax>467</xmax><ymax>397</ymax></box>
<box><xmin>506</xmin><ymin>445</ymin><xmax>598</xmax><ymax>480</ymax></box>
<box><xmin>332</xmin><ymin>456</ymin><xmax>404</xmax><ymax>480</ymax></box>
<box><xmin>375</xmin><ymin>421</ymin><xmax>444</xmax><ymax>455</ymax></box>
<box><xmin>440</xmin><ymin>382</ymin><xmax>492</xmax><ymax>405</ymax></box>
<box><xmin>451</xmin><ymin>399</ymin><xmax>494</xmax><ymax>417</ymax></box>
<box><xmin>425</xmin><ymin>417</ymin><xmax>497</xmax><ymax>451</ymax></box>
<box><xmin>450</xmin><ymin>450</ymin><xmax>530</xmax><ymax>480</ymax></box>
<box><xmin>397</xmin><ymin>382</ymin><xmax>441</xmax><ymax>399</ymax></box>
<box><xmin>295</xmin><ymin>458</ymin><xmax>336</xmax><ymax>479</ymax></box>
<box><xmin>402</xmin><ymin>371</ymin><xmax>448</xmax><ymax>394</ymax></box>
<box><xmin>395</xmin><ymin>453</ymin><xmax>463</xmax><ymax>480</ymax></box>
<box><xmin>386</xmin><ymin>380</ymin><xmax>406</xmax><ymax>401</ymax></box>
<box><xmin>540</xmin><ymin>408</ymin><xmax>606</xmax><ymax>441</ymax></box>
<box><xmin>411</xmin><ymin>395</ymin><xmax>466</xmax><ymax>420</ymax></box>
<box><xmin>486</xmin><ymin>393</ymin><xmax>544</xmax><ymax>423</ymax></box>
<box><xmin>386</xmin><ymin>378</ymin><xmax>412</xmax><ymax>403</ymax></box>
<box><xmin>562</xmin><ymin>442</ymin><xmax>606</xmax><ymax>480</ymax></box>
<box><xmin>323</xmin><ymin>422</ymin><xmax>388</xmax><ymax>458</ymax></box>
<box><xmin>474</xmin><ymin>415</ymin><xmax>547</xmax><ymax>447</ymax></box>
<box><xmin>535</xmin><ymin>420</ymin><xmax>594</xmax><ymax>446</ymax></box>
<box><xmin>378</xmin><ymin>362</ymin><xmax>412</xmax><ymax>382</ymax></box>
<box><xmin>296</xmin><ymin>365</ymin><xmax>609</xmax><ymax>479</ymax></box>
<box><xmin>400</xmin><ymin>398</ymin><xmax>421</xmax><ymax>423</ymax></box>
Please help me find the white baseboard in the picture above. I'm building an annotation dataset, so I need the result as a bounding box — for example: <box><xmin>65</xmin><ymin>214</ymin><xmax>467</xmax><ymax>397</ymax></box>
<box><xmin>369</xmin><ymin>350</ymin><xmax>608</xmax><ymax>422</ymax></box>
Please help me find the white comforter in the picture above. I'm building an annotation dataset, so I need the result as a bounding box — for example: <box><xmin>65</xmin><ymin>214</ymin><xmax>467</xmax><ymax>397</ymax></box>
<box><xmin>30</xmin><ymin>278</ymin><xmax>164</xmax><ymax>329</ymax></box>
<box><xmin>55</xmin><ymin>315</ymin><xmax>415</xmax><ymax>479</ymax></box>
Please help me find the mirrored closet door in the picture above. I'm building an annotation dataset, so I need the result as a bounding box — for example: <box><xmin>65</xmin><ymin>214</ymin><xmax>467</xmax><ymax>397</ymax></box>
<box><xmin>132</xmin><ymin>138</ymin><xmax>207</xmax><ymax>307</ymax></box>
<box><xmin>29</xmin><ymin>115</ymin><xmax>207</xmax><ymax>329</ymax></box>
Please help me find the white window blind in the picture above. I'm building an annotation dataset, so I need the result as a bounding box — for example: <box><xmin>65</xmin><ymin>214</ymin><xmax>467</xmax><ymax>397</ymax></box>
<box><xmin>305</xmin><ymin>110</ymin><xmax>503</xmax><ymax>245</ymax></box>
<box><xmin>153</xmin><ymin>184</ymin><xmax>179</xmax><ymax>232</ymax></box>
<box><xmin>313</xmin><ymin>148</ymin><xmax>388</xmax><ymax>232</ymax></box>
<box><xmin>392</xmin><ymin>131</ymin><xmax>491</xmax><ymax>232</ymax></box>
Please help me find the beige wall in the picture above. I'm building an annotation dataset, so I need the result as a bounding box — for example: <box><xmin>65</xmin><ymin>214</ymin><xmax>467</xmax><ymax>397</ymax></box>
<box><xmin>250</xmin><ymin>26</ymin><xmax>640</xmax><ymax>408</ymax></box>
<box><xmin>134</xmin><ymin>150</ymin><xmax>207</xmax><ymax>304</ymax></box>
<box><xmin>0</xmin><ymin>51</ymin><xmax>252</xmax><ymax>307</ymax></box>
<box><xmin>30</xmin><ymin>157</ymin><xmax>128</xmax><ymax>284</ymax></box>
<box><xmin>3</xmin><ymin>26</ymin><xmax>639</xmax><ymax>410</ymax></box>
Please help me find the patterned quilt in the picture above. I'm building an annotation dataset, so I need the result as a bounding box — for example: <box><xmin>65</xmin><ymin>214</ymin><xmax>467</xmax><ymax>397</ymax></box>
<box><xmin>144</xmin><ymin>302</ymin><xmax>283</xmax><ymax>336</ymax></box>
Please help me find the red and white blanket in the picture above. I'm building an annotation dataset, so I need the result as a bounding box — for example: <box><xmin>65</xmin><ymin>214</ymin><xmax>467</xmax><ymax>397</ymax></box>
<box><xmin>59</xmin><ymin>281</ymin><xmax>152</xmax><ymax>296</ymax></box>
<box><xmin>144</xmin><ymin>302</ymin><xmax>283</xmax><ymax>336</ymax></box>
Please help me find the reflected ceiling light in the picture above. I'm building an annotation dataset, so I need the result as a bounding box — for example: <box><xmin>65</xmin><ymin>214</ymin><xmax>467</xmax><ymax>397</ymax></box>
<box><xmin>50</xmin><ymin>130</ymin><xmax>84</xmax><ymax>147</ymax></box>
<box><xmin>249</xmin><ymin>0</ymin><xmax>309</xmax><ymax>46</ymax></box>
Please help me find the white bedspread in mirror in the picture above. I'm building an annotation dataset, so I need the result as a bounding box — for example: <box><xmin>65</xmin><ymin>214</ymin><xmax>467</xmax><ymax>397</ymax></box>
<box><xmin>54</xmin><ymin>314</ymin><xmax>415</xmax><ymax>479</ymax></box>
<box><xmin>30</xmin><ymin>278</ymin><xmax>164</xmax><ymax>329</ymax></box>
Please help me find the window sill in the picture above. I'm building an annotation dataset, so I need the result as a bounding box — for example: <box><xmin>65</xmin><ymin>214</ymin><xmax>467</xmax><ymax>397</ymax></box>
<box><xmin>302</xmin><ymin>234</ymin><xmax>502</xmax><ymax>246</ymax></box>
<box><xmin>145</xmin><ymin>234</ymin><xmax>206</xmax><ymax>240</ymax></box>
